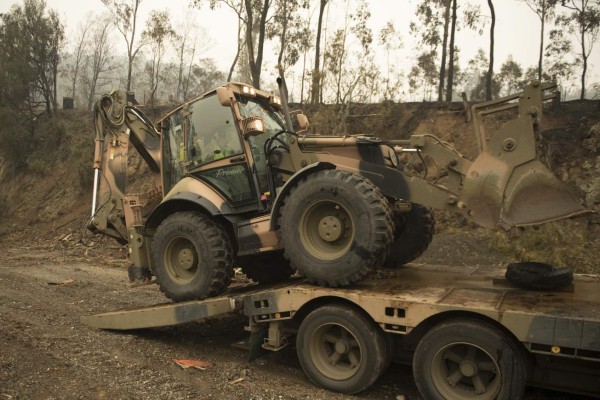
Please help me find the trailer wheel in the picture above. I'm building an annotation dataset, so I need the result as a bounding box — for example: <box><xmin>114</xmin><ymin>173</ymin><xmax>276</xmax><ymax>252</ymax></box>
<box><xmin>505</xmin><ymin>262</ymin><xmax>573</xmax><ymax>290</ymax></box>
<box><xmin>384</xmin><ymin>203</ymin><xmax>435</xmax><ymax>267</ymax></box>
<box><xmin>151</xmin><ymin>212</ymin><xmax>233</xmax><ymax>301</ymax></box>
<box><xmin>413</xmin><ymin>319</ymin><xmax>526</xmax><ymax>400</ymax></box>
<box><xmin>239</xmin><ymin>251</ymin><xmax>295</xmax><ymax>284</ymax></box>
<box><xmin>280</xmin><ymin>170</ymin><xmax>393</xmax><ymax>287</ymax></box>
<box><xmin>296</xmin><ymin>304</ymin><xmax>387</xmax><ymax>394</ymax></box>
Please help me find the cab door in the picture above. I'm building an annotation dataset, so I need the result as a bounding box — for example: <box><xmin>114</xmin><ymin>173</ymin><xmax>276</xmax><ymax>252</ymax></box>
<box><xmin>185</xmin><ymin>94</ymin><xmax>258</xmax><ymax>208</ymax></box>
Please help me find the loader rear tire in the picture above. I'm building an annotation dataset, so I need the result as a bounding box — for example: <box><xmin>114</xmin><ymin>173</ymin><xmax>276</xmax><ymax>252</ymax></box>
<box><xmin>151</xmin><ymin>211</ymin><xmax>233</xmax><ymax>302</ymax></box>
<box><xmin>384</xmin><ymin>203</ymin><xmax>435</xmax><ymax>268</ymax></box>
<box><xmin>279</xmin><ymin>170</ymin><xmax>393</xmax><ymax>287</ymax></box>
<box><xmin>239</xmin><ymin>251</ymin><xmax>295</xmax><ymax>284</ymax></box>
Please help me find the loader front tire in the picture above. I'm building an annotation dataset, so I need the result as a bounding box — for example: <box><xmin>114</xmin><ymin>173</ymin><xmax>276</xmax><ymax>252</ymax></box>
<box><xmin>279</xmin><ymin>170</ymin><xmax>393</xmax><ymax>287</ymax></box>
<box><xmin>384</xmin><ymin>203</ymin><xmax>435</xmax><ymax>268</ymax></box>
<box><xmin>151</xmin><ymin>211</ymin><xmax>233</xmax><ymax>302</ymax></box>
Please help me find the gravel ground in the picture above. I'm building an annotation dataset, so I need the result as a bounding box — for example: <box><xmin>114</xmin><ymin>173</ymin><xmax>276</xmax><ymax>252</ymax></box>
<box><xmin>0</xmin><ymin>230</ymin><xmax>589</xmax><ymax>400</ymax></box>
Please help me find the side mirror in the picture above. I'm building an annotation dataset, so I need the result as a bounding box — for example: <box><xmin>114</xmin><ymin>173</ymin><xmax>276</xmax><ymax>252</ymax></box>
<box><xmin>242</xmin><ymin>116</ymin><xmax>266</xmax><ymax>137</ymax></box>
<box><xmin>295</xmin><ymin>112</ymin><xmax>309</xmax><ymax>133</ymax></box>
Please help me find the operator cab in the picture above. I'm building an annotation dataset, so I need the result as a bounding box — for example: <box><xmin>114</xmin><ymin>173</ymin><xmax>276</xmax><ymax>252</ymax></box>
<box><xmin>159</xmin><ymin>83</ymin><xmax>292</xmax><ymax>214</ymax></box>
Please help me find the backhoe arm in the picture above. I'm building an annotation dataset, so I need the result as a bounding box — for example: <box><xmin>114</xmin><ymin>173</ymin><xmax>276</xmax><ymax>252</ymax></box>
<box><xmin>89</xmin><ymin>90</ymin><xmax>163</xmax><ymax>243</ymax></box>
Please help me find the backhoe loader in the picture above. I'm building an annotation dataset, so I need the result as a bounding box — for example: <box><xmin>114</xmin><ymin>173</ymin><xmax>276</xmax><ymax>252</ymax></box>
<box><xmin>89</xmin><ymin>78</ymin><xmax>587</xmax><ymax>301</ymax></box>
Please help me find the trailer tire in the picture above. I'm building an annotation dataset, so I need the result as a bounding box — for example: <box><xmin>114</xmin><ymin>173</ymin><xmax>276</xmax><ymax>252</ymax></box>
<box><xmin>505</xmin><ymin>262</ymin><xmax>573</xmax><ymax>290</ymax></box>
<box><xmin>239</xmin><ymin>251</ymin><xmax>295</xmax><ymax>284</ymax></box>
<box><xmin>280</xmin><ymin>170</ymin><xmax>393</xmax><ymax>287</ymax></box>
<box><xmin>151</xmin><ymin>212</ymin><xmax>233</xmax><ymax>301</ymax></box>
<box><xmin>296</xmin><ymin>304</ymin><xmax>387</xmax><ymax>394</ymax></box>
<box><xmin>384</xmin><ymin>203</ymin><xmax>435</xmax><ymax>268</ymax></box>
<box><xmin>413</xmin><ymin>319</ymin><xmax>526</xmax><ymax>400</ymax></box>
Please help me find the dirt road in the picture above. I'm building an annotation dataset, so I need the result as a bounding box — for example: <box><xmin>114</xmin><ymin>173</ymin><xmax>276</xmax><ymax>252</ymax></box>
<box><xmin>0</xmin><ymin>232</ymin><xmax>588</xmax><ymax>400</ymax></box>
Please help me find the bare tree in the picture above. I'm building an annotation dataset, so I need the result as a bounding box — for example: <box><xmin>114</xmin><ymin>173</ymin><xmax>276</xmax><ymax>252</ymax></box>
<box><xmin>521</xmin><ymin>0</ymin><xmax>559</xmax><ymax>80</ymax></box>
<box><xmin>379</xmin><ymin>21</ymin><xmax>403</xmax><ymax>101</ymax></box>
<box><xmin>545</xmin><ymin>28</ymin><xmax>577</xmax><ymax>95</ymax></box>
<box><xmin>310</xmin><ymin>0</ymin><xmax>329</xmax><ymax>104</ymax></box>
<box><xmin>486</xmin><ymin>0</ymin><xmax>496</xmax><ymax>100</ymax></box>
<box><xmin>82</xmin><ymin>17</ymin><xmax>114</xmax><ymax>110</ymax></box>
<box><xmin>447</xmin><ymin>1</ymin><xmax>483</xmax><ymax>101</ymax></box>
<box><xmin>465</xmin><ymin>48</ymin><xmax>500</xmax><ymax>101</ymax></box>
<box><xmin>409</xmin><ymin>50</ymin><xmax>439</xmax><ymax>100</ymax></box>
<box><xmin>557</xmin><ymin>0</ymin><xmax>600</xmax><ymax>99</ymax></box>
<box><xmin>66</xmin><ymin>17</ymin><xmax>92</xmax><ymax>108</ymax></box>
<box><xmin>101</xmin><ymin>0</ymin><xmax>148</xmax><ymax>92</ymax></box>
<box><xmin>204</xmin><ymin>0</ymin><xmax>245</xmax><ymax>82</ymax></box>
<box><xmin>268</xmin><ymin>0</ymin><xmax>310</xmax><ymax>78</ymax></box>
<box><xmin>446</xmin><ymin>0</ymin><xmax>458</xmax><ymax>101</ymax></box>
<box><xmin>243</xmin><ymin>0</ymin><xmax>272</xmax><ymax>89</ymax></box>
<box><xmin>497</xmin><ymin>55</ymin><xmax>523</xmax><ymax>95</ymax></box>
<box><xmin>143</xmin><ymin>10</ymin><xmax>176</xmax><ymax>106</ymax></box>
<box><xmin>438</xmin><ymin>0</ymin><xmax>452</xmax><ymax>101</ymax></box>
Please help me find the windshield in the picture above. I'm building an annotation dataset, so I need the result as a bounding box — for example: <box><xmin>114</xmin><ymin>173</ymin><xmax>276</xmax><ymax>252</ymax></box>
<box><xmin>237</xmin><ymin>96</ymin><xmax>287</xmax><ymax>132</ymax></box>
<box><xmin>237</xmin><ymin>96</ymin><xmax>289</xmax><ymax>193</ymax></box>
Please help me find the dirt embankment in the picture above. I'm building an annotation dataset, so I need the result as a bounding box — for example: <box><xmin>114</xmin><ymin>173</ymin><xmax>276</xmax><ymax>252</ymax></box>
<box><xmin>1</xmin><ymin>98</ymin><xmax>599</xmax><ymax>270</ymax></box>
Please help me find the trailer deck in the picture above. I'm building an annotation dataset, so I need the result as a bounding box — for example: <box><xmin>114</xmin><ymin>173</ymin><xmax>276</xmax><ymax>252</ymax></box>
<box><xmin>81</xmin><ymin>263</ymin><xmax>600</xmax><ymax>398</ymax></box>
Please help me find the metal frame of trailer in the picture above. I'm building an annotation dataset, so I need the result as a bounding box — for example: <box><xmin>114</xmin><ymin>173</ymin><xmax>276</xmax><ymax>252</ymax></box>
<box><xmin>81</xmin><ymin>264</ymin><xmax>600</xmax><ymax>398</ymax></box>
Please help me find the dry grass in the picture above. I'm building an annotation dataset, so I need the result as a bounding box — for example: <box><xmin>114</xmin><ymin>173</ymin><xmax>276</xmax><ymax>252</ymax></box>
<box><xmin>485</xmin><ymin>218</ymin><xmax>600</xmax><ymax>274</ymax></box>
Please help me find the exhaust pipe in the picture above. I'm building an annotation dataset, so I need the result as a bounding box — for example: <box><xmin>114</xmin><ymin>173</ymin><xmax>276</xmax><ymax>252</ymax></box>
<box><xmin>277</xmin><ymin>76</ymin><xmax>295</xmax><ymax>133</ymax></box>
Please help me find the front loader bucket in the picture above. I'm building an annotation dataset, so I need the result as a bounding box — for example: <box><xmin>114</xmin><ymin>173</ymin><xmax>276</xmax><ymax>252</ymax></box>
<box><xmin>461</xmin><ymin>155</ymin><xmax>588</xmax><ymax>230</ymax></box>
<box><xmin>459</xmin><ymin>81</ymin><xmax>589</xmax><ymax>230</ymax></box>
<box><xmin>501</xmin><ymin>159</ymin><xmax>588</xmax><ymax>227</ymax></box>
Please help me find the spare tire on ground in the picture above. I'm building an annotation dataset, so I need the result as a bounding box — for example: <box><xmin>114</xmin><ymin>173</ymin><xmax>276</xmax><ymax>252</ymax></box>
<box><xmin>505</xmin><ymin>262</ymin><xmax>573</xmax><ymax>290</ymax></box>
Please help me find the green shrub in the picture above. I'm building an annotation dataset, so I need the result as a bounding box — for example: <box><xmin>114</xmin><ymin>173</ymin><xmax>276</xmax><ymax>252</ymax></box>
<box><xmin>0</xmin><ymin>109</ymin><xmax>32</xmax><ymax>174</ymax></box>
<box><xmin>486</xmin><ymin>219</ymin><xmax>599</xmax><ymax>274</ymax></box>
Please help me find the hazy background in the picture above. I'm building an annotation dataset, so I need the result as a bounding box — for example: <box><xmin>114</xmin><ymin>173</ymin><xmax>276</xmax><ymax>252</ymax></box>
<box><xmin>1</xmin><ymin>0</ymin><xmax>597</xmax><ymax>105</ymax></box>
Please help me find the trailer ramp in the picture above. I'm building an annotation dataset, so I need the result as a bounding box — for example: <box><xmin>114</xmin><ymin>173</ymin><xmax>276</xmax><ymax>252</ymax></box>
<box><xmin>80</xmin><ymin>281</ymin><xmax>300</xmax><ymax>330</ymax></box>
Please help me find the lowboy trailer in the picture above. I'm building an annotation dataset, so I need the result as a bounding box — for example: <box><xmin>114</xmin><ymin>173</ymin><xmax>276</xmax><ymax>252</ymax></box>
<box><xmin>81</xmin><ymin>263</ymin><xmax>600</xmax><ymax>399</ymax></box>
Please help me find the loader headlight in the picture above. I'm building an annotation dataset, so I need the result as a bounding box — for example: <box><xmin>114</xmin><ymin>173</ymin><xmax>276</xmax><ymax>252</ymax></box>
<box><xmin>269</xmin><ymin>95</ymin><xmax>282</xmax><ymax>109</ymax></box>
<box><xmin>242</xmin><ymin>85</ymin><xmax>257</xmax><ymax>97</ymax></box>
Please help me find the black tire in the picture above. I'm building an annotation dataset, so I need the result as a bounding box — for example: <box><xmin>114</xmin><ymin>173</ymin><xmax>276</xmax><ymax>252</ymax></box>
<box><xmin>238</xmin><ymin>251</ymin><xmax>295</xmax><ymax>284</ymax></box>
<box><xmin>413</xmin><ymin>319</ymin><xmax>527</xmax><ymax>400</ymax></box>
<box><xmin>505</xmin><ymin>262</ymin><xmax>573</xmax><ymax>290</ymax></box>
<box><xmin>279</xmin><ymin>170</ymin><xmax>393</xmax><ymax>287</ymax></box>
<box><xmin>296</xmin><ymin>304</ymin><xmax>387</xmax><ymax>394</ymax></box>
<box><xmin>384</xmin><ymin>203</ymin><xmax>435</xmax><ymax>268</ymax></box>
<box><xmin>151</xmin><ymin>212</ymin><xmax>233</xmax><ymax>301</ymax></box>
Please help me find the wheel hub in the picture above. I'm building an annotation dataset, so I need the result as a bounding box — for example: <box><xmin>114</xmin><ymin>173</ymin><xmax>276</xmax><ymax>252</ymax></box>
<box><xmin>177</xmin><ymin>248</ymin><xmax>196</xmax><ymax>270</ymax></box>
<box><xmin>334</xmin><ymin>339</ymin><xmax>349</xmax><ymax>354</ymax></box>
<box><xmin>459</xmin><ymin>360</ymin><xmax>477</xmax><ymax>377</ymax></box>
<box><xmin>318</xmin><ymin>216</ymin><xmax>343</xmax><ymax>242</ymax></box>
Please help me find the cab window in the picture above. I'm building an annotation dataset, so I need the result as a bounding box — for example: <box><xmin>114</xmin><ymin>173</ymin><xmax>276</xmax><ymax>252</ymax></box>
<box><xmin>161</xmin><ymin>108</ymin><xmax>185</xmax><ymax>193</ymax></box>
<box><xmin>187</xmin><ymin>95</ymin><xmax>243</xmax><ymax>166</ymax></box>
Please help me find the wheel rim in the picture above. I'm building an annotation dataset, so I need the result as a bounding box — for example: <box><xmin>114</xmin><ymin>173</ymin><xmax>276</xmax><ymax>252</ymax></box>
<box><xmin>163</xmin><ymin>237</ymin><xmax>198</xmax><ymax>284</ymax></box>
<box><xmin>431</xmin><ymin>342</ymin><xmax>501</xmax><ymax>399</ymax></box>
<box><xmin>300</xmin><ymin>200</ymin><xmax>354</xmax><ymax>260</ymax></box>
<box><xmin>308</xmin><ymin>323</ymin><xmax>362</xmax><ymax>381</ymax></box>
